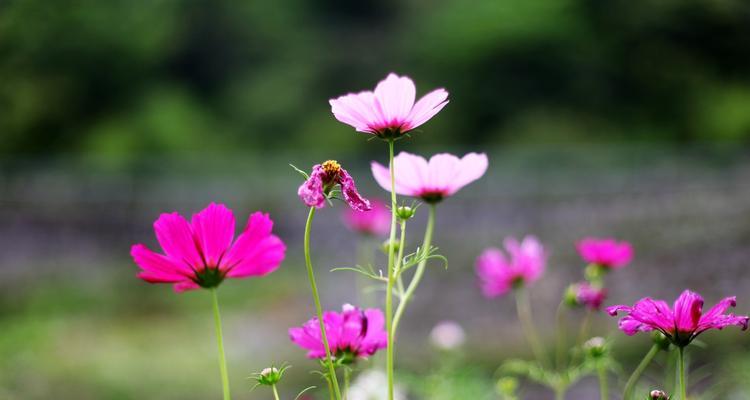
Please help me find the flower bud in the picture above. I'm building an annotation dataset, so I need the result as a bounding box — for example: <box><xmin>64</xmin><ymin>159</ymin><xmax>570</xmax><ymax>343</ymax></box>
<box><xmin>583</xmin><ymin>336</ymin><xmax>608</xmax><ymax>358</ymax></box>
<box><xmin>564</xmin><ymin>284</ymin><xmax>581</xmax><ymax>307</ymax></box>
<box><xmin>395</xmin><ymin>205</ymin><xmax>416</xmax><ymax>221</ymax></box>
<box><xmin>584</xmin><ymin>263</ymin><xmax>607</xmax><ymax>282</ymax></box>
<box><xmin>381</xmin><ymin>239</ymin><xmax>400</xmax><ymax>254</ymax></box>
<box><xmin>648</xmin><ymin>389</ymin><xmax>670</xmax><ymax>399</ymax></box>
<box><xmin>496</xmin><ymin>376</ymin><xmax>519</xmax><ymax>398</ymax></box>
<box><xmin>254</xmin><ymin>366</ymin><xmax>283</xmax><ymax>386</ymax></box>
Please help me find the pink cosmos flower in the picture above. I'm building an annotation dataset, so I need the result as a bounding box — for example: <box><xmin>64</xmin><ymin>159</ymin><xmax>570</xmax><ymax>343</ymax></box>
<box><xmin>289</xmin><ymin>304</ymin><xmax>388</xmax><ymax>362</ymax></box>
<box><xmin>607</xmin><ymin>289</ymin><xmax>749</xmax><ymax>347</ymax></box>
<box><xmin>577</xmin><ymin>237</ymin><xmax>633</xmax><ymax>269</ymax></box>
<box><xmin>329</xmin><ymin>73</ymin><xmax>449</xmax><ymax>138</ymax></box>
<box><xmin>131</xmin><ymin>203</ymin><xmax>286</xmax><ymax>292</ymax></box>
<box><xmin>342</xmin><ymin>198</ymin><xmax>391</xmax><ymax>236</ymax></box>
<box><xmin>371</xmin><ymin>152</ymin><xmax>488</xmax><ymax>203</ymax></box>
<box><xmin>298</xmin><ymin>160</ymin><xmax>371</xmax><ymax>211</ymax></box>
<box><xmin>475</xmin><ymin>236</ymin><xmax>546</xmax><ymax>298</ymax></box>
<box><xmin>574</xmin><ymin>282</ymin><xmax>607</xmax><ymax>310</ymax></box>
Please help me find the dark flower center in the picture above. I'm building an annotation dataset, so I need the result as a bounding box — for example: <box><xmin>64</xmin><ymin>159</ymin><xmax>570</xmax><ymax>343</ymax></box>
<box><xmin>194</xmin><ymin>267</ymin><xmax>225</xmax><ymax>288</ymax></box>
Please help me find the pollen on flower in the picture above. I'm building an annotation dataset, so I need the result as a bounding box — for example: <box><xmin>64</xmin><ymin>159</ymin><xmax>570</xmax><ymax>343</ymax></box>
<box><xmin>322</xmin><ymin>160</ymin><xmax>341</xmax><ymax>175</ymax></box>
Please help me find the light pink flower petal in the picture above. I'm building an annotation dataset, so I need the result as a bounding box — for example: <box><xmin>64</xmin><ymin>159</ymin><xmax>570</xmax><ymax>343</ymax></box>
<box><xmin>449</xmin><ymin>153</ymin><xmax>489</xmax><ymax>194</ymax></box>
<box><xmin>404</xmin><ymin>88</ymin><xmax>449</xmax><ymax>131</ymax></box>
<box><xmin>190</xmin><ymin>203</ymin><xmax>235</xmax><ymax>267</ymax></box>
<box><xmin>223</xmin><ymin>212</ymin><xmax>285</xmax><ymax>277</ymax></box>
<box><xmin>426</xmin><ymin>153</ymin><xmax>462</xmax><ymax>193</ymax></box>
<box><xmin>374</xmin><ymin>73</ymin><xmax>416</xmax><ymax>125</ymax></box>
<box><xmin>154</xmin><ymin>212</ymin><xmax>203</xmax><ymax>269</ymax></box>
<box><xmin>343</xmin><ymin>199</ymin><xmax>391</xmax><ymax>236</ymax></box>
<box><xmin>370</xmin><ymin>152</ymin><xmax>430</xmax><ymax>197</ymax></box>
<box><xmin>476</xmin><ymin>248</ymin><xmax>514</xmax><ymax>298</ymax></box>
<box><xmin>330</xmin><ymin>91</ymin><xmax>380</xmax><ymax>133</ymax></box>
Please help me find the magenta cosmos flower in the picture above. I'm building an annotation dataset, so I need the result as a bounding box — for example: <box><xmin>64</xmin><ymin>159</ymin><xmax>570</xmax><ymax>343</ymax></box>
<box><xmin>476</xmin><ymin>236</ymin><xmax>546</xmax><ymax>298</ymax></box>
<box><xmin>573</xmin><ymin>282</ymin><xmax>607</xmax><ymax>310</ymax></box>
<box><xmin>131</xmin><ymin>203</ymin><xmax>286</xmax><ymax>292</ymax></box>
<box><xmin>371</xmin><ymin>152</ymin><xmax>488</xmax><ymax>203</ymax></box>
<box><xmin>329</xmin><ymin>73</ymin><xmax>449</xmax><ymax>138</ymax></box>
<box><xmin>289</xmin><ymin>304</ymin><xmax>388</xmax><ymax>362</ymax></box>
<box><xmin>607</xmin><ymin>290</ymin><xmax>749</xmax><ymax>347</ymax></box>
<box><xmin>342</xmin><ymin>198</ymin><xmax>390</xmax><ymax>236</ymax></box>
<box><xmin>298</xmin><ymin>160</ymin><xmax>371</xmax><ymax>211</ymax></box>
<box><xmin>577</xmin><ymin>237</ymin><xmax>633</xmax><ymax>269</ymax></box>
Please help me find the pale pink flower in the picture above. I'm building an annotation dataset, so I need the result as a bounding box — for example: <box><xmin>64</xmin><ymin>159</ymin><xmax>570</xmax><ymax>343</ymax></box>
<box><xmin>607</xmin><ymin>289</ymin><xmax>749</xmax><ymax>347</ymax></box>
<box><xmin>371</xmin><ymin>152</ymin><xmax>488</xmax><ymax>203</ymax></box>
<box><xmin>574</xmin><ymin>282</ymin><xmax>607</xmax><ymax>310</ymax></box>
<box><xmin>577</xmin><ymin>237</ymin><xmax>633</xmax><ymax>269</ymax></box>
<box><xmin>131</xmin><ymin>203</ymin><xmax>286</xmax><ymax>292</ymax></box>
<box><xmin>330</xmin><ymin>73</ymin><xmax>449</xmax><ymax>138</ymax></box>
<box><xmin>476</xmin><ymin>236</ymin><xmax>546</xmax><ymax>298</ymax></box>
<box><xmin>298</xmin><ymin>160</ymin><xmax>371</xmax><ymax>211</ymax></box>
<box><xmin>342</xmin><ymin>198</ymin><xmax>391</xmax><ymax>236</ymax></box>
<box><xmin>289</xmin><ymin>304</ymin><xmax>388</xmax><ymax>362</ymax></box>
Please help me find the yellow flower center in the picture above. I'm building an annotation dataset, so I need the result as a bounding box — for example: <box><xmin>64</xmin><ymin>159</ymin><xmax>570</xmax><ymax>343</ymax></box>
<box><xmin>322</xmin><ymin>160</ymin><xmax>341</xmax><ymax>175</ymax></box>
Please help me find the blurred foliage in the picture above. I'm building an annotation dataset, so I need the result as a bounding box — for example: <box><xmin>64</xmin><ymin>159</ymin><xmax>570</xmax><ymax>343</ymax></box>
<box><xmin>1</xmin><ymin>0</ymin><xmax>750</xmax><ymax>166</ymax></box>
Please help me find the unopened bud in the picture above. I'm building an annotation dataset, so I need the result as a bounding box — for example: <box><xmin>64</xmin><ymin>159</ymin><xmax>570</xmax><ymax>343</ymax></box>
<box><xmin>395</xmin><ymin>206</ymin><xmax>415</xmax><ymax>220</ymax></box>
<box><xmin>254</xmin><ymin>366</ymin><xmax>283</xmax><ymax>386</ymax></box>
<box><xmin>583</xmin><ymin>336</ymin><xmax>608</xmax><ymax>358</ymax></box>
<box><xmin>564</xmin><ymin>284</ymin><xmax>581</xmax><ymax>307</ymax></box>
<box><xmin>648</xmin><ymin>389</ymin><xmax>670</xmax><ymax>399</ymax></box>
<box><xmin>381</xmin><ymin>239</ymin><xmax>400</xmax><ymax>254</ymax></box>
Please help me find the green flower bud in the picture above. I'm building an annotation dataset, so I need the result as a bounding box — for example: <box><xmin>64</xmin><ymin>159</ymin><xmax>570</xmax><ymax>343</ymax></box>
<box><xmin>395</xmin><ymin>205</ymin><xmax>416</xmax><ymax>220</ymax></box>
<box><xmin>583</xmin><ymin>336</ymin><xmax>608</xmax><ymax>358</ymax></box>
<box><xmin>496</xmin><ymin>376</ymin><xmax>519</xmax><ymax>398</ymax></box>
<box><xmin>253</xmin><ymin>366</ymin><xmax>285</xmax><ymax>386</ymax></box>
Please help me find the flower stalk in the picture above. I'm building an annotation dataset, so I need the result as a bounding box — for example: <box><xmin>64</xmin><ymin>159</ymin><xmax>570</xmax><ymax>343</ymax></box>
<box><xmin>303</xmin><ymin>207</ymin><xmax>342</xmax><ymax>400</ymax></box>
<box><xmin>622</xmin><ymin>343</ymin><xmax>660</xmax><ymax>400</ymax></box>
<box><xmin>385</xmin><ymin>139</ymin><xmax>398</xmax><ymax>400</ymax></box>
<box><xmin>677</xmin><ymin>347</ymin><xmax>687</xmax><ymax>400</ymax></box>
<box><xmin>210</xmin><ymin>288</ymin><xmax>231</xmax><ymax>400</ymax></box>
<box><xmin>514</xmin><ymin>288</ymin><xmax>548</xmax><ymax>368</ymax></box>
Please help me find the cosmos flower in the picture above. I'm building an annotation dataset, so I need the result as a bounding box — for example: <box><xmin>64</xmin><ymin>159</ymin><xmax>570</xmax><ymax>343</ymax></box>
<box><xmin>289</xmin><ymin>304</ymin><xmax>388</xmax><ymax>362</ymax></box>
<box><xmin>429</xmin><ymin>320</ymin><xmax>466</xmax><ymax>351</ymax></box>
<box><xmin>607</xmin><ymin>289</ymin><xmax>749</xmax><ymax>347</ymax></box>
<box><xmin>131</xmin><ymin>203</ymin><xmax>286</xmax><ymax>292</ymax></box>
<box><xmin>298</xmin><ymin>160</ymin><xmax>371</xmax><ymax>211</ymax></box>
<box><xmin>342</xmin><ymin>198</ymin><xmax>391</xmax><ymax>236</ymax></box>
<box><xmin>329</xmin><ymin>73</ymin><xmax>449</xmax><ymax>138</ymax></box>
<box><xmin>577</xmin><ymin>237</ymin><xmax>633</xmax><ymax>269</ymax></box>
<box><xmin>371</xmin><ymin>152</ymin><xmax>488</xmax><ymax>203</ymax></box>
<box><xmin>476</xmin><ymin>236</ymin><xmax>546</xmax><ymax>298</ymax></box>
<box><xmin>347</xmin><ymin>370</ymin><xmax>407</xmax><ymax>400</ymax></box>
<box><xmin>570</xmin><ymin>282</ymin><xmax>608</xmax><ymax>310</ymax></box>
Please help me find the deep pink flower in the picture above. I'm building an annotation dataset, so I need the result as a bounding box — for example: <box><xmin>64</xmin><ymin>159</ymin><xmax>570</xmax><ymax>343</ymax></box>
<box><xmin>476</xmin><ymin>236</ymin><xmax>546</xmax><ymax>298</ymax></box>
<box><xmin>131</xmin><ymin>203</ymin><xmax>286</xmax><ymax>292</ymax></box>
<box><xmin>577</xmin><ymin>237</ymin><xmax>633</xmax><ymax>269</ymax></box>
<box><xmin>371</xmin><ymin>152</ymin><xmax>488</xmax><ymax>203</ymax></box>
<box><xmin>574</xmin><ymin>282</ymin><xmax>607</xmax><ymax>310</ymax></box>
<box><xmin>342</xmin><ymin>198</ymin><xmax>391</xmax><ymax>236</ymax></box>
<box><xmin>289</xmin><ymin>304</ymin><xmax>388</xmax><ymax>362</ymax></box>
<box><xmin>607</xmin><ymin>289</ymin><xmax>749</xmax><ymax>346</ymax></box>
<box><xmin>298</xmin><ymin>160</ymin><xmax>371</xmax><ymax>211</ymax></box>
<box><xmin>329</xmin><ymin>73</ymin><xmax>449</xmax><ymax>138</ymax></box>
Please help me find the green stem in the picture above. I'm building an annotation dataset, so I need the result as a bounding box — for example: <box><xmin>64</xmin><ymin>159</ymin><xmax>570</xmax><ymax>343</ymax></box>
<box><xmin>326</xmin><ymin>376</ymin><xmax>335</xmax><ymax>400</ymax></box>
<box><xmin>272</xmin><ymin>385</ymin><xmax>281</xmax><ymax>400</ymax></box>
<box><xmin>385</xmin><ymin>139</ymin><xmax>398</xmax><ymax>400</ymax></box>
<box><xmin>555</xmin><ymin>387</ymin><xmax>566</xmax><ymax>400</ymax></box>
<box><xmin>555</xmin><ymin>300</ymin><xmax>567</xmax><ymax>371</ymax></box>
<box><xmin>392</xmin><ymin>203</ymin><xmax>436</xmax><ymax>335</ymax></box>
<box><xmin>571</xmin><ymin>310</ymin><xmax>592</xmax><ymax>366</ymax></box>
<box><xmin>598</xmin><ymin>364</ymin><xmax>608</xmax><ymax>400</ymax></box>
<box><xmin>210</xmin><ymin>288</ymin><xmax>231</xmax><ymax>400</ymax></box>
<box><xmin>343</xmin><ymin>368</ymin><xmax>351</xmax><ymax>400</ymax></box>
<box><xmin>303</xmin><ymin>207</ymin><xmax>342</xmax><ymax>400</ymax></box>
<box><xmin>514</xmin><ymin>288</ymin><xmax>548</xmax><ymax>368</ymax></box>
<box><xmin>678</xmin><ymin>347</ymin><xmax>687</xmax><ymax>400</ymax></box>
<box><xmin>623</xmin><ymin>344</ymin><xmax>660</xmax><ymax>400</ymax></box>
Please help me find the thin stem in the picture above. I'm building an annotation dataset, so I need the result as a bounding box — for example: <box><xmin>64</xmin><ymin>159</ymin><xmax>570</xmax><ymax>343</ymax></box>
<box><xmin>343</xmin><ymin>368</ymin><xmax>351</xmax><ymax>400</ymax></box>
<box><xmin>326</xmin><ymin>376</ymin><xmax>335</xmax><ymax>400</ymax></box>
<box><xmin>272</xmin><ymin>385</ymin><xmax>281</xmax><ymax>400</ymax></box>
<box><xmin>623</xmin><ymin>344</ymin><xmax>660</xmax><ymax>400</ymax></box>
<box><xmin>555</xmin><ymin>387</ymin><xmax>566</xmax><ymax>400</ymax></box>
<box><xmin>555</xmin><ymin>300</ymin><xmax>567</xmax><ymax>371</ymax></box>
<box><xmin>210</xmin><ymin>288</ymin><xmax>231</xmax><ymax>400</ymax></box>
<box><xmin>514</xmin><ymin>288</ymin><xmax>548</xmax><ymax>368</ymax></box>
<box><xmin>392</xmin><ymin>203</ymin><xmax>436</xmax><ymax>335</ymax></box>
<box><xmin>678</xmin><ymin>347</ymin><xmax>687</xmax><ymax>400</ymax></box>
<box><xmin>303</xmin><ymin>207</ymin><xmax>342</xmax><ymax>400</ymax></box>
<box><xmin>355</xmin><ymin>238</ymin><xmax>374</xmax><ymax>306</ymax></box>
<box><xmin>571</xmin><ymin>309</ymin><xmax>592</xmax><ymax>366</ymax></box>
<box><xmin>597</xmin><ymin>364</ymin><xmax>608</xmax><ymax>400</ymax></box>
<box><xmin>385</xmin><ymin>138</ymin><xmax>398</xmax><ymax>400</ymax></box>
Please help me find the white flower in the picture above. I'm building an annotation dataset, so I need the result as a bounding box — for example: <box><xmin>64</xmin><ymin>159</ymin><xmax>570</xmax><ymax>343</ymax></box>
<box><xmin>430</xmin><ymin>320</ymin><xmax>466</xmax><ymax>351</ymax></box>
<box><xmin>347</xmin><ymin>370</ymin><xmax>406</xmax><ymax>400</ymax></box>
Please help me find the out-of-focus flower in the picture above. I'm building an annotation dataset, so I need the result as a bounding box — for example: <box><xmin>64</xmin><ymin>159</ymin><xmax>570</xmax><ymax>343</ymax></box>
<box><xmin>476</xmin><ymin>236</ymin><xmax>546</xmax><ymax>298</ymax></box>
<box><xmin>342</xmin><ymin>198</ymin><xmax>390</xmax><ymax>236</ymax></box>
<box><xmin>649</xmin><ymin>389</ymin><xmax>670</xmax><ymax>399</ymax></box>
<box><xmin>371</xmin><ymin>152</ymin><xmax>488</xmax><ymax>203</ymax></box>
<box><xmin>347</xmin><ymin>370</ymin><xmax>407</xmax><ymax>400</ymax></box>
<box><xmin>251</xmin><ymin>366</ymin><xmax>287</xmax><ymax>387</ymax></box>
<box><xmin>289</xmin><ymin>304</ymin><xmax>387</xmax><ymax>362</ymax></box>
<box><xmin>429</xmin><ymin>320</ymin><xmax>466</xmax><ymax>350</ymax></box>
<box><xmin>583</xmin><ymin>336</ymin><xmax>608</xmax><ymax>358</ymax></box>
<box><xmin>577</xmin><ymin>237</ymin><xmax>633</xmax><ymax>269</ymax></box>
<box><xmin>330</xmin><ymin>73</ymin><xmax>449</xmax><ymax>139</ymax></box>
<box><xmin>607</xmin><ymin>289</ymin><xmax>749</xmax><ymax>347</ymax></box>
<box><xmin>131</xmin><ymin>203</ymin><xmax>285</xmax><ymax>292</ymax></box>
<box><xmin>567</xmin><ymin>282</ymin><xmax>607</xmax><ymax>310</ymax></box>
<box><xmin>298</xmin><ymin>160</ymin><xmax>371</xmax><ymax>211</ymax></box>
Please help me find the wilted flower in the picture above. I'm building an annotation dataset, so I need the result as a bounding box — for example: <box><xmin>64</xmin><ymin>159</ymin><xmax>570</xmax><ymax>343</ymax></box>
<box><xmin>577</xmin><ymin>237</ymin><xmax>633</xmax><ymax>269</ymax></box>
<box><xmin>289</xmin><ymin>304</ymin><xmax>387</xmax><ymax>362</ymax></box>
<box><xmin>343</xmin><ymin>198</ymin><xmax>390</xmax><ymax>236</ymax></box>
<box><xmin>607</xmin><ymin>289</ymin><xmax>749</xmax><ymax>347</ymax></box>
<box><xmin>476</xmin><ymin>236</ymin><xmax>546</xmax><ymax>298</ymax></box>
<box><xmin>429</xmin><ymin>320</ymin><xmax>466</xmax><ymax>350</ymax></box>
<box><xmin>347</xmin><ymin>370</ymin><xmax>407</xmax><ymax>400</ymax></box>
<box><xmin>330</xmin><ymin>73</ymin><xmax>449</xmax><ymax>139</ymax></box>
<box><xmin>371</xmin><ymin>152</ymin><xmax>488</xmax><ymax>203</ymax></box>
<box><xmin>298</xmin><ymin>160</ymin><xmax>371</xmax><ymax>211</ymax></box>
<box><xmin>567</xmin><ymin>282</ymin><xmax>607</xmax><ymax>310</ymax></box>
<box><xmin>131</xmin><ymin>203</ymin><xmax>286</xmax><ymax>292</ymax></box>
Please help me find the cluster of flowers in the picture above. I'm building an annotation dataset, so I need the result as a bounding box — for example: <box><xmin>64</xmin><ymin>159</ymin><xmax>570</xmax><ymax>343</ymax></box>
<box><xmin>130</xmin><ymin>73</ymin><xmax>747</xmax><ymax>400</ymax></box>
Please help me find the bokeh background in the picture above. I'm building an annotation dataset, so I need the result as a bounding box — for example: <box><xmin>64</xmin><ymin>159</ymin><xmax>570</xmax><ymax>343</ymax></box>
<box><xmin>1</xmin><ymin>0</ymin><xmax>750</xmax><ymax>399</ymax></box>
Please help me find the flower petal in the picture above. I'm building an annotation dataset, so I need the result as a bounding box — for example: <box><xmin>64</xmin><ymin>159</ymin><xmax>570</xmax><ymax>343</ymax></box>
<box><xmin>374</xmin><ymin>73</ymin><xmax>416</xmax><ymax>125</ymax></box>
<box><xmin>190</xmin><ymin>203</ymin><xmax>235</xmax><ymax>267</ymax></box>
<box><xmin>131</xmin><ymin>244</ymin><xmax>190</xmax><ymax>280</ymax></box>
<box><xmin>298</xmin><ymin>165</ymin><xmax>327</xmax><ymax>209</ymax></box>
<box><xmin>153</xmin><ymin>212</ymin><xmax>203</xmax><ymax>270</ymax></box>
<box><xmin>404</xmin><ymin>88</ymin><xmax>449</xmax><ymax>131</ymax></box>
<box><xmin>673</xmin><ymin>290</ymin><xmax>703</xmax><ymax>333</ymax></box>
<box><xmin>223</xmin><ymin>212</ymin><xmax>286</xmax><ymax>277</ymax></box>
<box><xmin>339</xmin><ymin>168</ymin><xmax>371</xmax><ymax>212</ymax></box>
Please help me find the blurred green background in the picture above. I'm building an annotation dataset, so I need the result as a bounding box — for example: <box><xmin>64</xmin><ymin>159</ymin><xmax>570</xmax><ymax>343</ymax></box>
<box><xmin>1</xmin><ymin>0</ymin><xmax>750</xmax><ymax>399</ymax></box>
